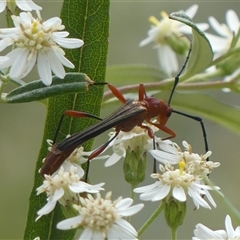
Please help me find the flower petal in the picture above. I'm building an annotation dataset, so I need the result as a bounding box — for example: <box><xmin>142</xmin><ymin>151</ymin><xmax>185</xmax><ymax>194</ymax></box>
<box><xmin>50</xmin><ymin>187</ymin><xmax>64</xmax><ymax>201</ymax></box>
<box><xmin>226</xmin><ymin>10</ymin><xmax>240</xmax><ymax>34</ymax></box>
<box><xmin>36</xmin><ymin>200</ymin><xmax>57</xmax><ymax>221</ymax></box>
<box><xmin>157</xmin><ymin>45</ymin><xmax>178</xmax><ymax>75</ymax></box>
<box><xmin>172</xmin><ymin>186</ymin><xmax>186</xmax><ymax>202</ymax></box>
<box><xmin>47</xmin><ymin>48</ymin><xmax>66</xmax><ymax>78</ymax></box>
<box><xmin>115</xmin><ymin>198</ymin><xmax>133</xmax><ymax>209</ymax></box>
<box><xmin>0</xmin><ymin>1</ymin><xmax>6</xmax><ymax>13</ymax></box>
<box><xmin>53</xmin><ymin>34</ymin><xmax>84</xmax><ymax>48</ymax></box>
<box><xmin>209</xmin><ymin>16</ymin><xmax>229</xmax><ymax>38</ymax></box>
<box><xmin>184</xmin><ymin>4</ymin><xmax>198</xmax><ymax>18</ymax></box>
<box><xmin>150</xmin><ymin>149</ymin><xmax>181</xmax><ymax>164</ymax></box>
<box><xmin>225</xmin><ymin>215</ymin><xmax>235</xmax><ymax>238</ymax></box>
<box><xmin>117</xmin><ymin>203</ymin><xmax>144</xmax><ymax>216</ymax></box>
<box><xmin>52</xmin><ymin>46</ymin><xmax>75</xmax><ymax>68</ymax></box>
<box><xmin>57</xmin><ymin>215</ymin><xmax>82</xmax><ymax>230</ymax></box>
<box><xmin>104</xmin><ymin>152</ymin><xmax>122</xmax><ymax>167</ymax></box>
<box><xmin>114</xmin><ymin>218</ymin><xmax>138</xmax><ymax>237</ymax></box>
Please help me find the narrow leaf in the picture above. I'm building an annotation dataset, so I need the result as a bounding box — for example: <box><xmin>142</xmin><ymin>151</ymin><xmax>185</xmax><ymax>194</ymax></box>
<box><xmin>24</xmin><ymin>1</ymin><xmax>109</xmax><ymax>239</ymax></box>
<box><xmin>5</xmin><ymin>73</ymin><xmax>93</xmax><ymax>103</ymax></box>
<box><xmin>169</xmin><ymin>12</ymin><xmax>213</xmax><ymax>80</ymax></box>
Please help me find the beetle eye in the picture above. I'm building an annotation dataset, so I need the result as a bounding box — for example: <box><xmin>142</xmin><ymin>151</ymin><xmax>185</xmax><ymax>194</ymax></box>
<box><xmin>166</xmin><ymin>111</ymin><xmax>172</xmax><ymax>118</ymax></box>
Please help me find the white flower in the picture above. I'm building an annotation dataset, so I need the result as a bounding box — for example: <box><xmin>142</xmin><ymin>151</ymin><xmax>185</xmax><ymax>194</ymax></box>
<box><xmin>36</xmin><ymin>161</ymin><xmax>105</xmax><ymax>221</ymax></box>
<box><xmin>206</xmin><ymin>10</ymin><xmax>240</xmax><ymax>56</ymax></box>
<box><xmin>102</xmin><ymin>124</ymin><xmax>158</xmax><ymax>167</ymax></box>
<box><xmin>140</xmin><ymin>4</ymin><xmax>208</xmax><ymax>75</ymax></box>
<box><xmin>0</xmin><ymin>11</ymin><xmax>83</xmax><ymax>85</ymax></box>
<box><xmin>134</xmin><ymin>162</ymin><xmax>220</xmax><ymax>209</ymax></box>
<box><xmin>57</xmin><ymin>192</ymin><xmax>144</xmax><ymax>240</ymax></box>
<box><xmin>0</xmin><ymin>0</ymin><xmax>42</xmax><ymax>13</ymax></box>
<box><xmin>150</xmin><ymin>140</ymin><xmax>220</xmax><ymax>175</ymax></box>
<box><xmin>193</xmin><ymin>215</ymin><xmax>240</xmax><ymax>239</ymax></box>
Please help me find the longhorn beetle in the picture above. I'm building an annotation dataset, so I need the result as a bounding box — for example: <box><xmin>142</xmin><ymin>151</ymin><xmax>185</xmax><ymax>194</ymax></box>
<box><xmin>40</xmin><ymin>45</ymin><xmax>208</xmax><ymax>179</ymax></box>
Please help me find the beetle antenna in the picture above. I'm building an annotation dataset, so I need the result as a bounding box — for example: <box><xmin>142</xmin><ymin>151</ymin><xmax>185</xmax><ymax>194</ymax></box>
<box><xmin>168</xmin><ymin>41</ymin><xmax>192</xmax><ymax>105</ymax></box>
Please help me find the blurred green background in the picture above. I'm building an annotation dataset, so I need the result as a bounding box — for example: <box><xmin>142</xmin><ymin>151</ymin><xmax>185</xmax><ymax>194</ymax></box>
<box><xmin>1</xmin><ymin>0</ymin><xmax>240</xmax><ymax>239</ymax></box>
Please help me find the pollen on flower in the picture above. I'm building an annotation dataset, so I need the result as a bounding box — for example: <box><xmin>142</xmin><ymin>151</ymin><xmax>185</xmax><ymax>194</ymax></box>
<box><xmin>151</xmin><ymin>165</ymin><xmax>197</xmax><ymax>189</ymax></box>
<box><xmin>75</xmin><ymin>192</ymin><xmax>121</xmax><ymax>233</ymax></box>
<box><xmin>37</xmin><ymin>166</ymin><xmax>81</xmax><ymax>196</ymax></box>
<box><xmin>160</xmin><ymin>11</ymin><xmax>169</xmax><ymax>19</ymax></box>
<box><xmin>0</xmin><ymin>11</ymin><xmax>83</xmax><ymax>85</ymax></box>
<box><xmin>149</xmin><ymin>16</ymin><xmax>159</xmax><ymax>26</ymax></box>
<box><xmin>16</xmin><ymin>15</ymin><xmax>53</xmax><ymax>49</ymax></box>
<box><xmin>179</xmin><ymin>161</ymin><xmax>185</xmax><ymax>175</ymax></box>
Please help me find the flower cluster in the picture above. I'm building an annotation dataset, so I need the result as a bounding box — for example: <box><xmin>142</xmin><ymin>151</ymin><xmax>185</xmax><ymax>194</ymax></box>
<box><xmin>139</xmin><ymin>4</ymin><xmax>209</xmax><ymax>75</ymax></box>
<box><xmin>141</xmin><ymin>5</ymin><xmax>240</xmax><ymax>92</ymax></box>
<box><xmin>134</xmin><ymin>140</ymin><xmax>221</xmax><ymax>209</ymax></box>
<box><xmin>37</xmin><ymin>136</ymin><xmax>145</xmax><ymax>238</ymax></box>
<box><xmin>36</xmin><ymin>115</ymin><xmax>222</xmax><ymax>239</ymax></box>
<box><xmin>36</xmin><ymin>160</ymin><xmax>105</xmax><ymax>221</ymax></box>
<box><xmin>57</xmin><ymin>192</ymin><xmax>144</xmax><ymax>239</ymax></box>
<box><xmin>0</xmin><ymin>7</ymin><xmax>83</xmax><ymax>86</ymax></box>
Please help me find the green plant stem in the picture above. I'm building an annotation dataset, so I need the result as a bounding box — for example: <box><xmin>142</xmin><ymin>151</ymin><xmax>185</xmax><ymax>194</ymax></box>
<box><xmin>0</xmin><ymin>75</ymin><xmax>10</xmax><ymax>99</ymax></box>
<box><xmin>171</xmin><ymin>227</ymin><xmax>177</xmax><ymax>240</ymax></box>
<box><xmin>103</xmin><ymin>79</ymin><xmax>233</xmax><ymax>102</ymax></box>
<box><xmin>130</xmin><ymin>187</ymin><xmax>136</xmax><ymax>200</ymax></box>
<box><xmin>138</xmin><ymin>202</ymin><xmax>164</xmax><ymax>237</ymax></box>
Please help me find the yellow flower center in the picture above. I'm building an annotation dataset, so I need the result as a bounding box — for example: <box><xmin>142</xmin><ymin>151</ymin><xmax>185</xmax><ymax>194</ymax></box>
<box><xmin>179</xmin><ymin>161</ymin><xmax>185</xmax><ymax>175</ymax></box>
<box><xmin>149</xmin><ymin>16</ymin><xmax>159</xmax><ymax>26</ymax></box>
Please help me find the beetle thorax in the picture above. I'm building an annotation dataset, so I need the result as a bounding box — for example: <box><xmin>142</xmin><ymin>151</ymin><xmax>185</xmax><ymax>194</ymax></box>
<box><xmin>143</xmin><ymin>97</ymin><xmax>171</xmax><ymax>119</ymax></box>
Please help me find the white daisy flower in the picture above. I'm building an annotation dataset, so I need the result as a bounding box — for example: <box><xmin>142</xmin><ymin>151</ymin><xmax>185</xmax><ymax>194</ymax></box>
<box><xmin>193</xmin><ymin>215</ymin><xmax>240</xmax><ymax>239</ymax></box>
<box><xmin>57</xmin><ymin>192</ymin><xmax>144</xmax><ymax>240</ymax></box>
<box><xmin>103</xmin><ymin>124</ymin><xmax>158</xmax><ymax>167</ymax></box>
<box><xmin>150</xmin><ymin>140</ymin><xmax>220</xmax><ymax>175</ymax></box>
<box><xmin>0</xmin><ymin>0</ymin><xmax>42</xmax><ymax>13</ymax></box>
<box><xmin>134</xmin><ymin>162</ymin><xmax>220</xmax><ymax>209</ymax></box>
<box><xmin>36</xmin><ymin>161</ymin><xmax>105</xmax><ymax>221</ymax></box>
<box><xmin>140</xmin><ymin>4</ymin><xmax>209</xmax><ymax>75</ymax></box>
<box><xmin>0</xmin><ymin>11</ymin><xmax>83</xmax><ymax>85</ymax></box>
<box><xmin>206</xmin><ymin>10</ymin><xmax>240</xmax><ymax>56</ymax></box>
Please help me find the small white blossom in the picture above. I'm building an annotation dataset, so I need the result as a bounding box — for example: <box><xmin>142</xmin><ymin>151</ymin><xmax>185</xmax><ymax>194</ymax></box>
<box><xmin>150</xmin><ymin>140</ymin><xmax>220</xmax><ymax>175</ymax></box>
<box><xmin>45</xmin><ymin>138</ymin><xmax>109</xmax><ymax>169</ymax></box>
<box><xmin>140</xmin><ymin>4</ymin><xmax>208</xmax><ymax>75</ymax></box>
<box><xmin>0</xmin><ymin>0</ymin><xmax>42</xmax><ymax>13</ymax></box>
<box><xmin>36</xmin><ymin>161</ymin><xmax>105</xmax><ymax>221</ymax></box>
<box><xmin>0</xmin><ymin>11</ymin><xmax>83</xmax><ymax>85</ymax></box>
<box><xmin>57</xmin><ymin>192</ymin><xmax>144</xmax><ymax>240</ymax></box>
<box><xmin>102</xmin><ymin>124</ymin><xmax>158</xmax><ymax>167</ymax></box>
<box><xmin>193</xmin><ymin>215</ymin><xmax>240</xmax><ymax>239</ymax></box>
<box><xmin>134</xmin><ymin>162</ymin><xmax>220</xmax><ymax>209</ymax></box>
<box><xmin>206</xmin><ymin>10</ymin><xmax>240</xmax><ymax>56</ymax></box>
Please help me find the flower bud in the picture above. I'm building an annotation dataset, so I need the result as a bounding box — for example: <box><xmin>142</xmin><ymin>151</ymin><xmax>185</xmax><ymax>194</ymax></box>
<box><xmin>123</xmin><ymin>146</ymin><xmax>147</xmax><ymax>188</ymax></box>
<box><xmin>165</xmin><ymin>33</ymin><xmax>190</xmax><ymax>55</ymax></box>
<box><xmin>164</xmin><ymin>197</ymin><xmax>186</xmax><ymax>230</ymax></box>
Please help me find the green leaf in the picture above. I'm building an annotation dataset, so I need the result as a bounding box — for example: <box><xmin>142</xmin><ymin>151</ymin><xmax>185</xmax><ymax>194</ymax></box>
<box><xmin>5</xmin><ymin>73</ymin><xmax>93</xmax><ymax>103</ymax></box>
<box><xmin>170</xmin><ymin>92</ymin><xmax>240</xmax><ymax>135</ymax></box>
<box><xmin>24</xmin><ymin>1</ymin><xmax>109</xmax><ymax>240</ymax></box>
<box><xmin>106</xmin><ymin>64</ymin><xmax>167</xmax><ymax>85</ymax></box>
<box><xmin>169</xmin><ymin>12</ymin><xmax>213</xmax><ymax>80</ymax></box>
